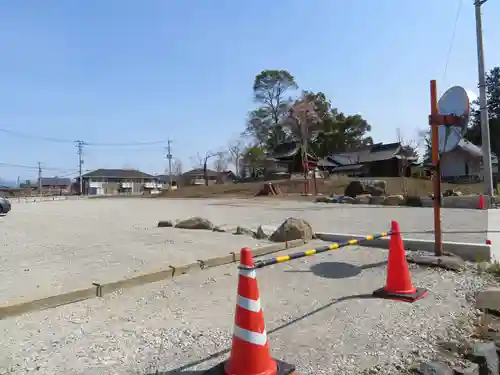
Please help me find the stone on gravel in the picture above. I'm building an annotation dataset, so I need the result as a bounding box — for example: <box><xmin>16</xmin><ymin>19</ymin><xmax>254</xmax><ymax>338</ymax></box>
<box><xmin>368</xmin><ymin>185</ymin><xmax>385</xmax><ymax>196</ymax></box>
<box><xmin>407</xmin><ymin>254</ymin><xmax>466</xmax><ymax>271</ymax></box>
<box><xmin>354</xmin><ymin>194</ymin><xmax>371</xmax><ymax>204</ymax></box>
<box><xmin>315</xmin><ymin>196</ymin><xmax>338</xmax><ymax>203</ymax></box>
<box><xmin>174</xmin><ymin>217</ymin><xmax>214</xmax><ymax>230</ymax></box>
<box><xmin>254</xmin><ymin>225</ymin><xmax>276</xmax><ymax>239</ymax></box>
<box><xmin>344</xmin><ymin>180</ymin><xmax>387</xmax><ymax>198</ymax></box>
<box><xmin>234</xmin><ymin>225</ymin><xmax>255</xmax><ymax>237</ymax></box>
<box><xmin>316</xmin><ymin>196</ymin><xmax>332</xmax><ymax>203</ymax></box>
<box><xmin>383</xmin><ymin>194</ymin><xmax>405</xmax><ymax>206</ymax></box>
<box><xmin>213</xmin><ymin>224</ymin><xmax>239</xmax><ymax>233</ymax></box>
<box><xmin>157</xmin><ymin>220</ymin><xmax>174</xmax><ymax>228</ymax></box>
<box><xmin>269</xmin><ymin>217</ymin><xmax>313</xmax><ymax>243</ymax></box>
<box><xmin>452</xmin><ymin>363</ymin><xmax>479</xmax><ymax>375</ymax></box>
<box><xmin>416</xmin><ymin>361</ymin><xmax>454</xmax><ymax>375</ymax></box>
<box><xmin>344</xmin><ymin>180</ymin><xmax>365</xmax><ymax>197</ymax></box>
<box><xmin>476</xmin><ymin>287</ymin><xmax>500</xmax><ymax>314</ymax></box>
<box><xmin>468</xmin><ymin>342</ymin><xmax>499</xmax><ymax>375</ymax></box>
<box><xmin>339</xmin><ymin>196</ymin><xmax>355</xmax><ymax>204</ymax></box>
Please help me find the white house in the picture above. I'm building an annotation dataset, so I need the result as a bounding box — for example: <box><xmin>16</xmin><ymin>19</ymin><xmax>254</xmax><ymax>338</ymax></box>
<box><xmin>440</xmin><ymin>139</ymin><xmax>498</xmax><ymax>182</ymax></box>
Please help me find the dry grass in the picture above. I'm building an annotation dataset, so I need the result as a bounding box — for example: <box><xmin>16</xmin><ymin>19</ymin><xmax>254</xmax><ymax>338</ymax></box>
<box><xmin>159</xmin><ymin>177</ymin><xmax>485</xmax><ymax>199</ymax></box>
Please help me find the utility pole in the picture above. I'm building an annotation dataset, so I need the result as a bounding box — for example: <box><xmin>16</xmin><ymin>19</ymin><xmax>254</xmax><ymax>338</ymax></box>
<box><xmin>166</xmin><ymin>140</ymin><xmax>173</xmax><ymax>189</ymax></box>
<box><xmin>37</xmin><ymin>162</ymin><xmax>42</xmax><ymax>194</ymax></box>
<box><xmin>76</xmin><ymin>140</ymin><xmax>85</xmax><ymax>195</ymax></box>
<box><xmin>474</xmin><ymin>0</ymin><xmax>494</xmax><ymax>196</ymax></box>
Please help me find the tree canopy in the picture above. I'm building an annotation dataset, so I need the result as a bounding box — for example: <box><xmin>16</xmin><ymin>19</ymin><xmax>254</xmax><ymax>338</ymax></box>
<box><xmin>243</xmin><ymin>69</ymin><xmax>373</xmax><ymax>160</ymax></box>
<box><xmin>465</xmin><ymin>66</ymin><xmax>500</xmax><ymax>157</ymax></box>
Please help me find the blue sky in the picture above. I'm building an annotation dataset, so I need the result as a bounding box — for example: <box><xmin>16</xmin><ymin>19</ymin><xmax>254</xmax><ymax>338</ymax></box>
<box><xmin>0</xmin><ymin>0</ymin><xmax>499</xmax><ymax>182</ymax></box>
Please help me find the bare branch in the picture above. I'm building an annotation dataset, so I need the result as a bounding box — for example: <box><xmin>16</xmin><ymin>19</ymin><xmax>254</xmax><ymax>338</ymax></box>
<box><xmin>228</xmin><ymin>139</ymin><xmax>245</xmax><ymax>176</ymax></box>
<box><xmin>213</xmin><ymin>152</ymin><xmax>229</xmax><ymax>173</ymax></box>
<box><xmin>191</xmin><ymin>151</ymin><xmax>223</xmax><ymax>186</ymax></box>
<box><xmin>283</xmin><ymin>97</ymin><xmax>321</xmax><ymax>141</ymax></box>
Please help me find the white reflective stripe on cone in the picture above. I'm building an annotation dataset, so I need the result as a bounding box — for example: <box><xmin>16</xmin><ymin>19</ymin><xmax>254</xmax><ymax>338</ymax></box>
<box><xmin>237</xmin><ymin>295</ymin><xmax>261</xmax><ymax>312</ymax></box>
<box><xmin>233</xmin><ymin>325</ymin><xmax>267</xmax><ymax>346</ymax></box>
<box><xmin>239</xmin><ymin>268</ymin><xmax>256</xmax><ymax>279</ymax></box>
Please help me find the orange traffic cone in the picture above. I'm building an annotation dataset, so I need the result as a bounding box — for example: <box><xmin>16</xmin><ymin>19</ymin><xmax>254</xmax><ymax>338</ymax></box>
<box><xmin>478</xmin><ymin>194</ymin><xmax>485</xmax><ymax>210</ymax></box>
<box><xmin>203</xmin><ymin>248</ymin><xmax>296</xmax><ymax>375</ymax></box>
<box><xmin>372</xmin><ymin>221</ymin><xmax>428</xmax><ymax>303</ymax></box>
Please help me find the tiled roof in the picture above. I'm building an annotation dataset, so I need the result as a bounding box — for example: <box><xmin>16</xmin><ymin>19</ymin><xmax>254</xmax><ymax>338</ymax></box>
<box><xmin>331</xmin><ymin>164</ymin><xmax>366</xmax><ymax>172</ymax></box>
<box><xmin>182</xmin><ymin>168</ymin><xmax>220</xmax><ymax>178</ymax></box>
<box><xmin>328</xmin><ymin>142</ymin><xmax>402</xmax><ymax>165</ymax></box>
<box><xmin>271</xmin><ymin>141</ymin><xmax>301</xmax><ymax>159</ymax></box>
<box><xmin>82</xmin><ymin>169</ymin><xmax>155</xmax><ymax>179</ymax></box>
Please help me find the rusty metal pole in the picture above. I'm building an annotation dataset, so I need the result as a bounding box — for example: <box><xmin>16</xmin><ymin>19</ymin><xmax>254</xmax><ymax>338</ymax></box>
<box><xmin>430</xmin><ymin>80</ymin><xmax>443</xmax><ymax>256</ymax></box>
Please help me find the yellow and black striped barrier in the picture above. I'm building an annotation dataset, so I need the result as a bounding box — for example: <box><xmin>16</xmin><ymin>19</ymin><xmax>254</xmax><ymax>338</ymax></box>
<box><xmin>250</xmin><ymin>231</ymin><xmax>391</xmax><ymax>269</ymax></box>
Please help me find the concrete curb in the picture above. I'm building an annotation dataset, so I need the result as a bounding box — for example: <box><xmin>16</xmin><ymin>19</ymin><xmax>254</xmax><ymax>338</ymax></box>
<box><xmin>94</xmin><ymin>239</ymin><xmax>306</xmax><ymax>297</ymax></box>
<box><xmin>0</xmin><ymin>239</ymin><xmax>305</xmax><ymax>320</ymax></box>
<box><xmin>315</xmin><ymin>232</ymin><xmax>490</xmax><ymax>262</ymax></box>
<box><xmin>0</xmin><ymin>287</ymin><xmax>96</xmax><ymax>320</ymax></box>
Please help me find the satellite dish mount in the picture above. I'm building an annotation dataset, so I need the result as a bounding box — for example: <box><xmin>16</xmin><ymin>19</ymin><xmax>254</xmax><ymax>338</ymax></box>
<box><xmin>428</xmin><ymin>81</ymin><xmax>471</xmax><ymax>258</ymax></box>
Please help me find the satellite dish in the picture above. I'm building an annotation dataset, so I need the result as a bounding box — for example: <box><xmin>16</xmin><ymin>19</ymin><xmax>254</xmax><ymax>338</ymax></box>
<box><xmin>437</xmin><ymin>86</ymin><xmax>470</xmax><ymax>154</ymax></box>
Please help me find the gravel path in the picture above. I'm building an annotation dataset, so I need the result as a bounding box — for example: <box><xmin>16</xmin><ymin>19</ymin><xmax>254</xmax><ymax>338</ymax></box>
<box><xmin>0</xmin><ymin>197</ymin><xmax>488</xmax><ymax>305</ymax></box>
<box><xmin>0</xmin><ymin>199</ymin><xmax>269</xmax><ymax>304</ymax></box>
<box><xmin>0</xmin><ymin>242</ymin><xmax>493</xmax><ymax>375</ymax></box>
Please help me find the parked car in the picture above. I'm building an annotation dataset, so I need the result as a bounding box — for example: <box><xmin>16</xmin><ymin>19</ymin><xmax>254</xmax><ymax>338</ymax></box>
<box><xmin>0</xmin><ymin>197</ymin><xmax>11</xmax><ymax>214</ymax></box>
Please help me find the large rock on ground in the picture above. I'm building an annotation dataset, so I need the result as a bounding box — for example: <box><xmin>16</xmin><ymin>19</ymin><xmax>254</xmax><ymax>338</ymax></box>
<box><xmin>344</xmin><ymin>180</ymin><xmax>365</xmax><ymax>197</ymax></box>
<box><xmin>383</xmin><ymin>194</ymin><xmax>405</xmax><ymax>206</ymax></box>
<box><xmin>254</xmin><ymin>225</ymin><xmax>276</xmax><ymax>239</ymax></box>
<box><xmin>366</xmin><ymin>185</ymin><xmax>385</xmax><ymax>197</ymax></box>
<box><xmin>234</xmin><ymin>226</ymin><xmax>255</xmax><ymax>237</ymax></box>
<box><xmin>476</xmin><ymin>287</ymin><xmax>500</xmax><ymax>313</ymax></box>
<box><xmin>157</xmin><ymin>220</ymin><xmax>174</xmax><ymax>228</ymax></box>
<box><xmin>269</xmin><ymin>217</ymin><xmax>313</xmax><ymax>243</ymax></box>
<box><xmin>344</xmin><ymin>180</ymin><xmax>387</xmax><ymax>198</ymax></box>
<box><xmin>175</xmin><ymin>217</ymin><xmax>215</xmax><ymax>230</ymax></box>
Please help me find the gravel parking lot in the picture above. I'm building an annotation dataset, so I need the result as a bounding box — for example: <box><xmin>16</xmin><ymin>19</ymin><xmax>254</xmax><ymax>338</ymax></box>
<box><xmin>0</xmin><ymin>197</ymin><xmax>488</xmax><ymax>305</ymax></box>
<box><xmin>0</xmin><ymin>242</ymin><xmax>491</xmax><ymax>374</ymax></box>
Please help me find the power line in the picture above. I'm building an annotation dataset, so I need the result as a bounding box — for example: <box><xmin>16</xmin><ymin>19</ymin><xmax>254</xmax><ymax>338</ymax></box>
<box><xmin>0</xmin><ymin>128</ymin><xmax>169</xmax><ymax>146</ymax></box>
<box><xmin>442</xmin><ymin>0</ymin><xmax>464</xmax><ymax>85</ymax></box>
<box><xmin>0</xmin><ymin>162</ymin><xmax>63</xmax><ymax>171</ymax></box>
<box><xmin>0</xmin><ymin>129</ymin><xmax>72</xmax><ymax>144</ymax></box>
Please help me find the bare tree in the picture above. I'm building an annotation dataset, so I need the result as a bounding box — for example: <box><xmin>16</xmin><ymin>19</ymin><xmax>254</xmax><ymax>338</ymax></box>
<box><xmin>228</xmin><ymin>139</ymin><xmax>244</xmax><ymax>177</ymax></box>
<box><xmin>191</xmin><ymin>151</ymin><xmax>221</xmax><ymax>186</ymax></box>
<box><xmin>284</xmin><ymin>97</ymin><xmax>321</xmax><ymax>193</ymax></box>
<box><xmin>213</xmin><ymin>152</ymin><xmax>229</xmax><ymax>173</ymax></box>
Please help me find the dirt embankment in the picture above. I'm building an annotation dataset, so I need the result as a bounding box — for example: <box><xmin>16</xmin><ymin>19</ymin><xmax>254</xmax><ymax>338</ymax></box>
<box><xmin>159</xmin><ymin>177</ymin><xmax>484</xmax><ymax>199</ymax></box>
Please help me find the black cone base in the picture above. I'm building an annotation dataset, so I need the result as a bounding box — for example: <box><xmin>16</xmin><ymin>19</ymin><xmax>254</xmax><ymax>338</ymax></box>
<box><xmin>202</xmin><ymin>359</ymin><xmax>296</xmax><ymax>374</ymax></box>
<box><xmin>373</xmin><ymin>287</ymin><xmax>428</xmax><ymax>303</ymax></box>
